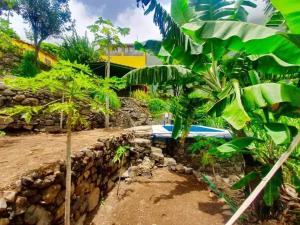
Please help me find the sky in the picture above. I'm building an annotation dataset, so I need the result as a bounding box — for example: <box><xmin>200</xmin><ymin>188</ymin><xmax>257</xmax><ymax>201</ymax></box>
<box><xmin>8</xmin><ymin>0</ymin><xmax>266</xmax><ymax>44</ymax></box>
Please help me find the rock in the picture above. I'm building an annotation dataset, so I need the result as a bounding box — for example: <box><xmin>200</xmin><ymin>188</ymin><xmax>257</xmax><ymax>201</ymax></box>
<box><xmin>128</xmin><ymin>166</ymin><xmax>139</xmax><ymax>177</ymax></box>
<box><xmin>164</xmin><ymin>157</ymin><xmax>177</xmax><ymax>167</ymax></box>
<box><xmin>2</xmin><ymin>89</ymin><xmax>15</xmax><ymax>96</ymax></box>
<box><xmin>0</xmin><ymin>82</ymin><xmax>7</xmax><ymax>90</ymax></box>
<box><xmin>54</xmin><ymin>203</ymin><xmax>65</xmax><ymax>221</ymax></box>
<box><xmin>15</xmin><ymin>196</ymin><xmax>28</xmax><ymax>215</ymax></box>
<box><xmin>150</xmin><ymin>152</ymin><xmax>164</xmax><ymax>164</ymax></box>
<box><xmin>0</xmin><ymin>97</ymin><xmax>5</xmax><ymax>107</ymax></box>
<box><xmin>24</xmin><ymin>205</ymin><xmax>52</xmax><ymax>225</ymax></box>
<box><xmin>44</xmin><ymin>120</ymin><xmax>55</xmax><ymax>126</ymax></box>
<box><xmin>75</xmin><ymin>214</ymin><xmax>86</xmax><ymax>225</ymax></box>
<box><xmin>0</xmin><ymin>116</ymin><xmax>14</xmax><ymax>129</ymax></box>
<box><xmin>151</xmin><ymin>147</ymin><xmax>162</xmax><ymax>154</ymax></box>
<box><xmin>13</xmin><ymin>94</ymin><xmax>26</xmax><ymax>102</ymax></box>
<box><xmin>0</xmin><ymin>198</ymin><xmax>7</xmax><ymax>212</ymax></box>
<box><xmin>184</xmin><ymin>167</ymin><xmax>193</xmax><ymax>175</ymax></box>
<box><xmin>170</xmin><ymin>166</ymin><xmax>176</xmax><ymax>171</ymax></box>
<box><xmin>121</xmin><ymin>170</ymin><xmax>130</xmax><ymax>178</ymax></box>
<box><xmin>21</xmin><ymin>98</ymin><xmax>39</xmax><ymax>106</ymax></box>
<box><xmin>107</xmin><ymin>180</ymin><xmax>115</xmax><ymax>192</ymax></box>
<box><xmin>131</xmin><ymin>138</ymin><xmax>151</xmax><ymax>148</ymax></box>
<box><xmin>42</xmin><ymin>184</ymin><xmax>61</xmax><ymax>204</ymax></box>
<box><xmin>45</xmin><ymin>126</ymin><xmax>61</xmax><ymax>133</ymax></box>
<box><xmin>88</xmin><ymin>187</ymin><xmax>100</xmax><ymax>212</ymax></box>
<box><xmin>2</xmin><ymin>191</ymin><xmax>17</xmax><ymax>203</ymax></box>
<box><xmin>175</xmin><ymin>164</ymin><xmax>185</xmax><ymax>173</ymax></box>
<box><xmin>138</xmin><ymin>157</ymin><xmax>154</xmax><ymax>177</ymax></box>
<box><xmin>0</xmin><ymin>218</ymin><xmax>9</xmax><ymax>225</ymax></box>
<box><xmin>21</xmin><ymin>176</ymin><xmax>34</xmax><ymax>187</ymax></box>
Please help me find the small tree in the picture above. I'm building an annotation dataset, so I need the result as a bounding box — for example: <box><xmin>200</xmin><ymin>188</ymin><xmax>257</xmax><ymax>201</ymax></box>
<box><xmin>0</xmin><ymin>0</ymin><xmax>19</xmax><ymax>22</ymax></box>
<box><xmin>19</xmin><ymin>0</ymin><xmax>71</xmax><ymax>64</ymax></box>
<box><xmin>1</xmin><ymin>61</ymin><xmax>108</xmax><ymax>225</ymax></box>
<box><xmin>113</xmin><ymin>146</ymin><xmax>129</xmax><ymax>197</ymax></box>
<box><xmin>88</xmin><ymin>17</ymin><xmax>129</xmax><ymax>128</ymax></box>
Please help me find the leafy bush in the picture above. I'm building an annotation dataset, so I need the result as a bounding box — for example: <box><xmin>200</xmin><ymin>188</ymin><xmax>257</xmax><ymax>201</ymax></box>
<box><xmin>148</xmin><ymin>98</ymin><xmax>170</xmax><ymax>117</ymax></box>
<box><xmin>0</xmin><ymin>18</ymin><xmax>19</xmax><ymax>38</ymax></box>
<box><xmin>40</xmin><ymin>42</ymin><xmax>60</xmax><ymax>56</ymax></box>
<box><xmin>59</xmin><ymin>33</ymin><xmax>99</xmax><ymax>65</ymax></box>
<box><xmin>132</xmin><ymin>90</ymin><xmax>152</xmax><ymax>103</ymax></box>
<box><xmin>14</xmin><ymin>51</ymin><xmax>40</xmax><ymax>77</ymax></box>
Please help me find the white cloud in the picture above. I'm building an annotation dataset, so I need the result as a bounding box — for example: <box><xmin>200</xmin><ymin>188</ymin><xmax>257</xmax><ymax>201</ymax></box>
<box><xmin>9</xmin><ymin>0</ymin><xmax>101</xmax><ymax>43</ymax></box>
<box><xmin>116</xmin><ymin>3</ymin><xmax>171</xmax><ymax>43</ymax></box>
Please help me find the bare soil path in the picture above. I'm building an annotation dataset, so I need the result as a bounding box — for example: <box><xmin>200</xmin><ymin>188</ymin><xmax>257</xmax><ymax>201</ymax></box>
<box><xmin>0</xmin><ymin>128</ymin><xmax>124</xmax><ymax>189</ymax></box>
<box><xmin>90</xmin><ymin>168</ymin><xmax>231</xmax><ymax>225</ymax></box>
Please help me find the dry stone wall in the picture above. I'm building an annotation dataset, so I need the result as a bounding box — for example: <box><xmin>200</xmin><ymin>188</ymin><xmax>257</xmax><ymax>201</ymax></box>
<box><xmin>0</xmin><ymin>131</ymin><xmax>134</xmax><ymax>225</ymax></box>
<box><xmin>0</xmin><ymin>82</ymin><xmax>151</xmax><ymax>133</ymax></box>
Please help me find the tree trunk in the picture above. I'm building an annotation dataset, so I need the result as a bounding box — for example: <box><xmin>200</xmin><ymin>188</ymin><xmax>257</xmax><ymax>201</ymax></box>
<box><xmin>60</xmin><ymin>94</ymin><xmax>65</xmax><ymax>129</ymax></box>
<box><xmin>34</xmin><ymin>42</ymin><xmax>41</xmax><ymax>66</ymax></box>
<box><xmin>104</xmin><ymin>46</ymin><xmax>111</xmax><ymax>128</ymax></box>
<box><xmin>64</xmin><ymin>112</ymin><xmax>72</xmax><ymax>225</ymax></box>
<box><xmin>116</xmin><ymin>154</ymin><xmax>124</xmax><ymax>197</ymax></box>
<box><xmin>177</xmin><ymin>130</ymin><xmax>189</xmax><ymax>160</ymax></box>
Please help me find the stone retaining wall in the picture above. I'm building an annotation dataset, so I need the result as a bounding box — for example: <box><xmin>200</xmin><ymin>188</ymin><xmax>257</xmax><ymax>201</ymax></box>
<box><xmin>0</xmin><ymin>82</ymin><xmax>151</xmax><ymax>133</ymax></box>
<box><xmin>0</xmin><ymin>131</ymin><xmax>134</xmax><ymax>225</ymax></box>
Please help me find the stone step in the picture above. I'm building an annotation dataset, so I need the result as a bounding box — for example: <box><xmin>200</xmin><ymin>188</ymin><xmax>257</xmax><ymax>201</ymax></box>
<box><xmin>130</xmin><ymin>138</ymin><xmax>151</xmax><ymax>148</ymax></box>
<box><xmin>126</xmin><ymin>125</ymin><xmax>152</xmax><ymax>133</ymax></box>
<box><xmin>134</xmin><ymin>131</ymin><xmax>152</xmax><ymax>139</ymax></box>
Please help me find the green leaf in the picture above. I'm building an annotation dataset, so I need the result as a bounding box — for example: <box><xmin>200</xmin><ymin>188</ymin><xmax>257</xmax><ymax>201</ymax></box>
<box><xmin>271</xmin><ymin>0</ymin><xmax>300</xmax><ymax>34</ymax></box>
<box><xmin>171</xmin><ymin>0</ymin><xmax>195</xmax><ymax>25</ymax></box>
<box><xmin>214</xmin><ymin>137</ymin><xmax>256</xmax><ymax>158</ymax></box>
<box><xmin>222</xmin><ymin>80</ymin><xmax>250</xmax><ymax>130</ymax></box>
<box><xmin>248</xmin><ymin>70</ymin><xmax>260</xmax><ymax>85</ymax></box>
<box><xmin>172</xmin><ymin>116</ymin><xmax>183</xmax><ymax>139</ymax></box>
<box><xmin>232</xmin><ymin>171</ymin><xmax>259</xmax><ymax>190</ymax></box>
<box><xmin>264</xmin><ymin>123</ymin><xmax>298</xmax><ymax>145</ymax></box>
<box><xmin>263</xmin><ymin>170</ymin><xmax>282</xmax><ymax>206</ymax></box>
<box><xmin>242</xmin><ymin>83</ymin><xmax>300</xmax><ymax>111</ymax></box>
<box><xmin>125</xmin><ymin>65</ymin><xmax>193</xmax><ymax>85</ymax></box>
<box><xmin>181</xmin><ymin>20</ymin><xmax>300</xmax><ymax>67</ymax></box>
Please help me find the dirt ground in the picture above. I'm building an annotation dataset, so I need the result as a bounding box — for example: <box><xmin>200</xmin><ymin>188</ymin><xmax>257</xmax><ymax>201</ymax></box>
<box><xmin>90</xmin><ymin>168</ymin><xmax>231</xmax><ymax>225</ymax></box>
<box><xmin>0</xmin><ymin>128</ymin><xmax>124</xmax><ymax>189</ymax></box>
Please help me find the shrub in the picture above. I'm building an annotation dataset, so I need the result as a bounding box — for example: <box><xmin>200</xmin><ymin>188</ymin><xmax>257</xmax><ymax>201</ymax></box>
<box><xmin>132</xmin><ymin>89</ymin><xmax>151</xmax><ymax>103</ymax></box>
<box><xmin>59</xmin><ymin>33</ymin><xmax>99</xmax><ymax>65</ymax></box>
<box><xmin>14</xmin><ymin>51</ymin><xmax>40</xmax><ymax>77</ymax></box>
<box><xmin>40</xmin><ymin>42</ymin><xmax>60</xmax><ymax>56</ymax></box>
<box><xmin>148</xmin><ymin>98</ymin><xmax>170</xmax><ymax>117</ymax></box>
<box><xmin>0</xmin><ymin>18</ymin><xmax>19</xmax><ymax>39</ymax></box>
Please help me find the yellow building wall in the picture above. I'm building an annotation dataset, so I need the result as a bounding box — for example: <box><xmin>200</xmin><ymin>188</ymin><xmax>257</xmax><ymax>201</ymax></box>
<box><xmin>103</xmin><ymin>55</ymin><xmax>146</xmax><ymax>69</ymax></box>
<box><xmin>12</xmin><ymin>39</ymin><xmax>57</xmax><ymax>66</ymax></box>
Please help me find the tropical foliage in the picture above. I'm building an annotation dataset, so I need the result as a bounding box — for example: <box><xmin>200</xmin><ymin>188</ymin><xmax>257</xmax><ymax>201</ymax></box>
<box><xmin>128</xmin><ymin>0</ymin><xmax>300</xmax><ymax>221</ymax></box>
<box><xmin>13</xmin><ymin>50</ymin><xmax>39</xmax><ymax>77</ymax></box>
<box><xmin>88</xmin><ymin>17</ymin><xmax>129</xmax><ymax>127</ymax></box>
<box><xmin>1</xmin><ymin>60</ymin><xmax>112</xmax><ymax>225</ymax></box>
<box><xmin>59</xmin><ymin>32</ymin><xmax>99</xmax><ymax>64</ymax></box>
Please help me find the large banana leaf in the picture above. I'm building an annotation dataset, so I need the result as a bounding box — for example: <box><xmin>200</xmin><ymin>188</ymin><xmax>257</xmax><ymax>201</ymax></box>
<box><xmin>134</xmin><ymin>40</ymin><xmax>173</xmax><ymax>64</ymax></box>
<box><xmin>171</xmin><ymin>0</ymin><xmax>195</xmax><ymax>25</ymax></box>
<box><xmin>242</xmin><ymin>83</ymin><xmax>300</xmax><ymax>110</ymax></box>
<box><xmin>264</xmin><ymin>123</ymin><xmax>298</xmax><ymax>145</ymax></box>
<box><xmin>262</xmin><ymin>166</ymin><xmax>283</xmax><ymax>206</ymax></box>
<box><xmin>222</xmin><ymin>80</ymin><xmax>250</xmax><ymax>130</ymax></box>
<box><xmin>271</xmin><ymin>0</ymin><xmax>300</xmax><ymax>34</ymax></box>
<box><xmin>210</xmin><ymin>137</ymin><xmax>256</xmax><ymax>158</ymax></box>
<box><xmin>181</xmin><ymin>20</ymin><xmax>300</xmax><ymax>66</ymax></box>
<box><xmin>125</xmin><ymin>65</ymin><xmax>193</xmax><ymax>85</ymax></box>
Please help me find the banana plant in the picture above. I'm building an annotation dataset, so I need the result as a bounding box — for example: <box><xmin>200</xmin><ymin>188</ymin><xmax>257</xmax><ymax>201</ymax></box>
<box><xmin>129</xmin><ymin>0</ymin><xmax>300</xmax><ymax>220</ymax></box>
